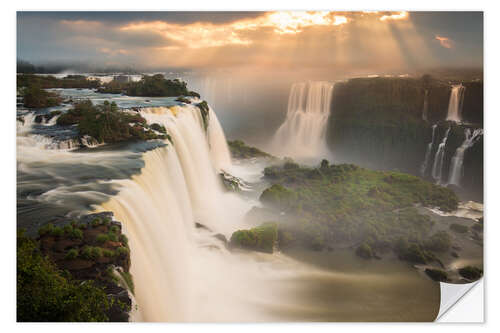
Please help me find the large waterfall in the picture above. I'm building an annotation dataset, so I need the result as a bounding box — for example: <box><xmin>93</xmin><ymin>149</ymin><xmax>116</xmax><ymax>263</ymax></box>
<box><xmin>420</xmin><ymin>124</ymin><xmax>437</xmax><ymax>176</ymax></box>
<box><xmin>96</xmin><ymin>104</ymin><xmax>306</xmax><ymax>321</ymax></box>
<box><xmin>446</xmin><ymin>84</ymin><xmax>465</xmax><ymax>122</ymax></box>
<box><xmin>448</xmin><ymin>128</ymin><xmax>483</xmax><ymax>186</ymax></box>
<box><xmin>431</xmin><ymin>127</ymin><xmax>451</xmax><ymax>183</ymax></box>
<box><xmin>271</xmin><ymin>81</ymin><xmax>334</xmax><ymax>159</ymax></box>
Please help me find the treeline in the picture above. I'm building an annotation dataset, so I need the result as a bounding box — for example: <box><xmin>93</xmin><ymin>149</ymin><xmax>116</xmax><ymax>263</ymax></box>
<box><xmin>97</xmin><ymin>74</ymin><xmax>200</xmax><ymax>98</ymax></box>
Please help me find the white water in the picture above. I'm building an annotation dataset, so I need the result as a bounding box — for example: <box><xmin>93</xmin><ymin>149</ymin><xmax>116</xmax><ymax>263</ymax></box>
<box><xmin>421</xmin><ymin>124</ymin><xmax>437</xmax><ymax>176</ymax></box>
<box><xmin>448</xmin><ymin>128</ymin><xmax>483</xmax><ymax>186</ymax></box>
<box><xmin>271</xmin><ymin>81</ymin><xmax>334</xmax><ymax>159</ymax></box>
<box><xmin>446</xmin><ymin>85</ymin><xmax>465</xmax><ymax>122</ymax></box>
<box><xmin>97</xmin><ymin>104</ymin><xmax>307</xmax><ymax>321</ymax></box>
<box><xmin>432</xmin><ymin>127</ymin><xmax>451</xmax><ymax>183</ymax></box>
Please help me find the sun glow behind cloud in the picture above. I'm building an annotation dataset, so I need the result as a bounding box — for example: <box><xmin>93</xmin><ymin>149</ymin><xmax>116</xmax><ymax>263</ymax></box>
<box><xmin>19</xmin><ymin>10</ymin><xmax>481</xmax><ymax>71</ymax></box>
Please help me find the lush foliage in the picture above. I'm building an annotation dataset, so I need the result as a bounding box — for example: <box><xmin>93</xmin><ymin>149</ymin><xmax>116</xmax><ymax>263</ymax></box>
<box><xmin>17</xmin><ymin>74</ymin><xmax>100</xmax><ymax>89</ymax></box>
<box><xmin>56</xmin><ymin>100</ymin><xmax>169</xmax><ymax>144</ymax></box>
<box><xmin>458</xmin><ymin>266</ymin><xmax>483</xmax><ymax>280</ymax></box>
<box><xmin>228</xmin><ymin>140</ymin><xmax>273</xmax><ymax>159</ymax></box>
<box><xmin>22</xmin><ymin>84</ymin><xmax>62</xmax><ymax>108</ymax></box>
<box><xmin>425</xmin><ymin>268</ymin><xmax>448</xmax><ymax>282</ymax></box>
<box><xmin>230</xmin><ymin>222</ymin><xmax>278</xmax><ymax>253</ymax></box>
<box><xmin>260</xmin><ymin>160</ymin><xmax>458</xmax><ymax>258</ymax></box>
<box><xmin>97</xmin><ymin>74</ymin><xmax>200</xmax><ymax>97</ymax></box>
<box><xmin>17</xmin><ymin>230</ymin><xmax>111</xmax><ymax>322</ymax></box>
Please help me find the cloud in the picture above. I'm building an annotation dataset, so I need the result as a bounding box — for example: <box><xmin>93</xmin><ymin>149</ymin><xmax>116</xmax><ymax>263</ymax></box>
<box><xmin>435</xmin><ymin>35</ymin><xmax>455</xmax><ymax>49</ymax></box>
<box><xmin>379</xmin><ymin>11</ymin><xmax>409</xmax><ymax>21</ymax></box>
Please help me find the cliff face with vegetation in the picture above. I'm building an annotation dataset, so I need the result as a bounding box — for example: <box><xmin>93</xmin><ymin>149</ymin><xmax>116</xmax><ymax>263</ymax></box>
<box><xmin>17</xmin><ymin>212</ymin><xmax>133</xmax><ymax>322</ymax></box>
<box><xmin>327</xmin><ymin>76</ymin><xmax>483</xmax><ymax>199</ymax></box>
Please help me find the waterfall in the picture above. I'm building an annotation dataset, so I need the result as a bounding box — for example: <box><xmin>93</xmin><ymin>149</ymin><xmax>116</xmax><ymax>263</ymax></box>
<box><xmin>448</xmin><ymin>128</ymin><xmax>483</xmax><ymax>186</ymax></box>
<box><xmin>420</xmin><ymin>124</ymin><xmax>437</xmax><ymax>176</ymax></box>
<box><xmin>96</xmin><ymin>104</ymin><xmax>279</xmax><ymax>321</ymax></box>
<box><xmin>431</xmin><ymin>127</ymin><xmax>451</xmax><ymax>183</ymax></box>
<box><xmin>422</xmin><ymin>89</ymin><xmax>429</xmax><ymax>121</ymax></box>
<box><xmin>446</xmin><ymin>84</ymin><xmax>465</xmax><ymax>122</ymax></box>
<box><xmin>271</xmin><ymin>81</ymin><xmax>334</xmax><ymax>159</ymax></box>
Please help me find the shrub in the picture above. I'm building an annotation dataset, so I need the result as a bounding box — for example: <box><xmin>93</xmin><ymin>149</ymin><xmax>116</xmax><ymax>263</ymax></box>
<box><xmin>458</xmin><ymin>266</ymin><xmax>483</xmax><ymax>280</ymax></box>
<box><xmin>90</xmin><ymin>247</ymin><xmax>103</xmax><ymax>259</ymax></box>
<box><xmin>96</xmin><ymin>234</ymin><xmax>109</xmax><ymax>244</ymax></box>
<box><xmin>107</xmin><ymin>232</ymin><xmax>118</xmax><ymax>242</ymax></box>
<box><xmin>65</xmin><ymin>249</ymin><xmax>79</xmax><ymax>260</ymax></box>
<box><xmin>69</xmin><ymin>228</ymin><xmax>83</xmax><ymax>240</ymax></box>
<box><xmin>450</xmin><ymin>223</ymin><xmax>468</xmax><ymax>233</ymax></box>
<box><xmin>115</xmin><ymin>247</ymin><xmax>130</xmax><ymax>257</ymax></box>
<box><xmin>109</xmin><ymin>225</ymin><xmax>119</xmax><ymax>234</ymax></box>
<box><xmin>63</xmin><ymin>225</ymin><xmax>74</xmax><ymax>234</ymax></box>
<box><xmin>425</xmin><ymin>268</ymin><xmax>448</xmax><ymax>282</ymax></box>
<box><xmin>356</xmin><ymin>243</ymin><xmax>373</xmax><ymax>259</ymax></box>
<box><xmin>81</xmin><ymin>246</ymin><xmax>93</xmax><ymax>260</ymax></box>
<box><xmin>38</xmin><ymin>223</ymin><xmax>55</xmax><ymax>237</ymax></box>
<box><xmin>230</xmin><ymin>222</ymin><xmax>278</xmax><ymax>253</ymax></box>
<box><xmin>425</xmin><ymin>231</ymin><xmax>451</xmax><ymax>252</ymax></box>
<box><xmin>91</xmin><ymin>218</ymin><xmax>102</xmax><ymax>228</ymax></box>
<box><xmin>119</xmin><ymin>234</ymin><xmax>129</xmax><ymax>246</ymax></box>
<box><xmin>102</xmin><ymin>249</ymin><xmax>115</xmax><ymax>258</ymax></box>
<box><xmin>260</xmin><ymin>184</ymin><xmax>297</xmax><ymax>211</ymax></box>
<box><xmin>50</xmin><ymin>227</ymin><xmax>64</xmax><ymax>238</ymax></box>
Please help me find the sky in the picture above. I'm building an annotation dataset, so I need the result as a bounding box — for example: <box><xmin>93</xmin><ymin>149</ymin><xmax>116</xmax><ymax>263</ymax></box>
<box><xmin>17</xmin><ymin>11</ymin><xmax>483</xmax><ymax>73</ymax></box>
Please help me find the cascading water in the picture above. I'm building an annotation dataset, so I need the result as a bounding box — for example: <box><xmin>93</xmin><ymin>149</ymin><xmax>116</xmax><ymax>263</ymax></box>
<box><xmin>271</xmin><ymin>81</ymin><xmax>334</xmax><ymax>159</ymax></box>
<box><xmin>97</xmin><ymin>104</ymin><xmax>304</xmax><ymax>321</ymax></box>
<box><xmin>446</xmin><ymin>84</ymin><xmax>465</xmax><ymax>122</ymax></box>
<box><xmin>431</xmin><ymin>127</ymin><xmax>451</xmax><ymax>183</ymax></box>
<box><xmin>420</xmin><ymin>124</ymin><xmax>437</xmax><ymax>176</ymax></box>
<box><xmin>448</xmin><ymin>128</ymin><xmax>483</xmax><ymax>186</ymax></box>
<box><xmin>422</xmin><ymin>89</ymin><xmax>429</xmax><ymax>121</ymax></box>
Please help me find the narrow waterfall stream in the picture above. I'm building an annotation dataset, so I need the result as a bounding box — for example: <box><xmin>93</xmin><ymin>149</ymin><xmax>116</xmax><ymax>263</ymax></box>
<box><xmin>421</xmin><ymin>124</ymin><xmax>437</xmax><ymax>176</ymax></box>
<box><xmin>446</xmin><ymin>85</ymin><xmax>465</xmax><ymax>122</ymax></box>
<box><xmin>432</xmin><ymin>127</ymin><xmax>451</xmax><ymax>183</ymax></box>
<box><xmin>448</xmin><ymin>128</ymin><xmax>483</xmax><ymax>186</ymax></box>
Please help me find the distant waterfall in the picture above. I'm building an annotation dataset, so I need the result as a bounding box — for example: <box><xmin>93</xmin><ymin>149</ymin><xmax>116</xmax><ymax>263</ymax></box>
<box><xmin>422</xmin><ymin>89</ymin><xmax>429</xmax><ymax>121</ymax></box>
<box><xmin>271</xmin><ymin>81</ymin><xmax>334</xmax><ymax>159</ymax></box>
<box><xmin>420</xmin><ymin>124</ymin><xmax>437</xmax><ymax>176</ymax></box>
<box><xmin>432</xmin><ymin>127</ymin><xmax>451</xmax><ymax>183</ymax></box>
<box><xmin>448</xmin><ymin>128</ymin><xmax>483</xmax><ymax>186</ymax></box>
<box><xmin>446</xmin><ymin>84</ymin><xmax>465</xmax><ymax>122</ymax></box>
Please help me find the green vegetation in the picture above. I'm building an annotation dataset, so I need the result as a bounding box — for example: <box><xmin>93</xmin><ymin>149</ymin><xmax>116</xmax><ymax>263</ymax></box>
<box><xmin>97</xmin><ymin>74</ymin><xmax>199</xmax><ymax>97</ymax></box>
<box><xmin>230</xmin><ymin>222</ymin><xmax>278</xmax><ymax>253</ymax></box>
<box><xmin>355</xmin><ymin>243</ymin><xmax>373</xmax><ymax>259</ymax></box>
<box><xmin>65</xmin><ymin>248</ymin><xmax>79</xmax><ymax>260</ymax></box>
<box><xmin>56</xmin><ymin>100</ymin><xmax>168</xmax><ymax>144</ymax></box>
<box><xmin>259</xmin><ymin>160</ymin><xmax>458</xmax><ymax>258</ymax></box>
<box><xmin>196</xmin><ymin>101</ymin><xmax>210</xmax><ymax>131</ymax></box>
<box><xmin>21</xmin><ymin>84</ymin><xmax>62</xmax><ymax>108</ymax></box>
<box><xmin>450</xmin><ymin>223</ymin><xmax>469</xmax><ymax>233</ymax></box>
<box><xmin>17</xmin><ymin>74</ymin><xmax>100</xmax><ymax>89</ymax></box>
<box><xmin>425</xmin><ymin>268</ymin><xmax>448</xmax><ymax>282</ymax></box>
<box><xmin>458</xmin><ymin>266</ymin><xmax>483</xmax><ymax>280</ymax></box>
<box><xmin>118</xmin><ymin>271</ymin><xmax>135</xmax><ymax>295</ymax></box>
<box><xmin>227</xmin><ymin>140</ymin><xmax>273</xmax><ymax>159</ymax></box>
<box><xmin>17</xmin><ymin>230</ymin><xmax>111</xmax><ymax>321</ymax></box>
<box><xmin>176</xmin><ymin>96</ymin><xmax>192</xmax><ymax>104</ymax></box>
<box><xmin>424</xmin><ymin>231</ymin><xmax>451</xmax><ymax>252</ymax></box>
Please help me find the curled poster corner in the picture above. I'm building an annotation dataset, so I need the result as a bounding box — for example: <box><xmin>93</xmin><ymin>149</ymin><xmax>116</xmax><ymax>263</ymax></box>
<box><xmin>436</xmin><ymin>279</ymin><xmax>483</xmax><ymax>322</ymax></box>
